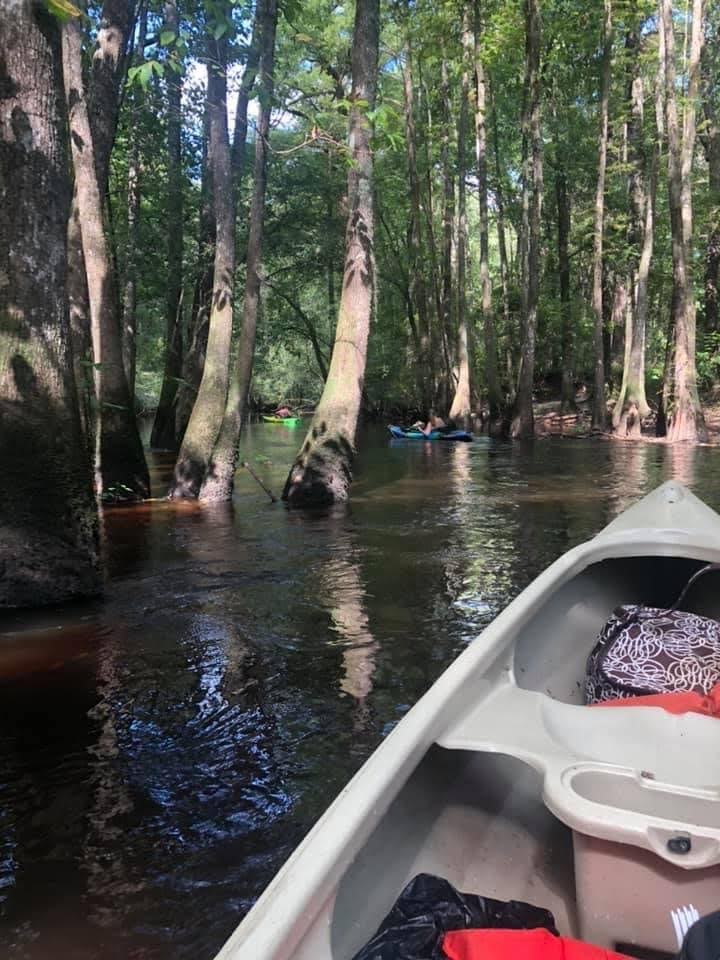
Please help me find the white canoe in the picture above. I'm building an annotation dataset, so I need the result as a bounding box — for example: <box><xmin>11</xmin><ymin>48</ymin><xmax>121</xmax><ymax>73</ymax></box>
<box><xmin>216</xmin><ymin>482</ymin><xmax>720</xmax><ymax>960</ymax></box>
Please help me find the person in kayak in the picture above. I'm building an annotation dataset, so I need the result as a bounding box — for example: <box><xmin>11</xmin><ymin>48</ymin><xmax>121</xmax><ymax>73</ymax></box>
<box><xmin>421</xmin><ymin>411</ymin><xmax>447</xmax><ymax>435</ymax></box>
<box><xmin>274</xmin><ymin>404</ymin><xmax>293</xmax><ymax>418</ymax></box>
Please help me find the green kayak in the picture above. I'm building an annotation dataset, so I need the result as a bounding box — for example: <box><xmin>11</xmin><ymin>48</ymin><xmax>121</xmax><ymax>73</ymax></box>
<box><xmin>262</xmin><ymin>415</ymin><xmax>302</xmax><ymax>426</ymax></box>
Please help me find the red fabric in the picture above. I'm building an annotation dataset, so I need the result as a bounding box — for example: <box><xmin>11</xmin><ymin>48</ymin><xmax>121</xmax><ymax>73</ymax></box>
<box><xmin>442</xmin><ymin>928</ymin><xmax>631</xmax><ymax>960</ymax></box>
<box><xmin>593</xmin><ymin>682</ymin><xmax>720</xmax><ymax>717</ymax></box>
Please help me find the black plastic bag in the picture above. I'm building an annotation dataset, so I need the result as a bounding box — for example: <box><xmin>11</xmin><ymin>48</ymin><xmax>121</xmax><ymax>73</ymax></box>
<box><xmin>352</xmin><ymin>873</ymin><xmax>558</xmax><ymax>960</ymax></box>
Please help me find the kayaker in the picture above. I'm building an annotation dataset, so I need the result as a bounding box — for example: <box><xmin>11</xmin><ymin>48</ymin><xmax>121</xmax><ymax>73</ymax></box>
<box><xmin>274</xmin><ymin>404</ymin><xmax>293</xmax><ymax>418</ymax></box>
<box><xmin>421</xmin><ymin>411</ymin><xmax>446</xmax><ymax>435</ymax></box>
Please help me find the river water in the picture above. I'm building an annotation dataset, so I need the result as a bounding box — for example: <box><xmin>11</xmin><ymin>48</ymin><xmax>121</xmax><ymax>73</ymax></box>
<box><xmin>0</xmin><ymin>425</ymin><xmax>717</xmax><ymax>959</ymax></box>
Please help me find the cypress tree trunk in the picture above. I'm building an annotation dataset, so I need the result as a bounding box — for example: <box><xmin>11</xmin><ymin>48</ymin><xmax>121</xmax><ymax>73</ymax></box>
<box><xmin>402</xmin><ymin>25</ymin><xmax>432</xmax><ymax>408</ymax></box>
<box><xmin>62</xmin><ymin>12</ymin><xmax>150</xmax><ymax>501</ymax></box>
<box><xmin>122</xmin><ymin>5</ymin><xmax>147</xmax><ymax>394</ymax></box>
<box><xmin>439</xmin><ymin>53</ymin><xmax>456</xmax><ymax>398</ymax></box>
<box><xmin>283</xmin><ymin>0</ymin><xmax>380</xmax><ymax>505</ymax></box>
<box><xmin>449</xmin><ymin>10</ymin><xmax>473</xmax><ymax>425</ymax></box>
<box><xmin>1</xmin><ymin>2</ymin><xmax>99</xmax><ymax>607</ymax></box>
<box><xmin>490</xmin><ymin>81</ymin><xmax>514</xmax><ymax>403</ymax></box>
<box><xmin>556</xmin><ymin>163</ymin><xmax>574</xmax><ymax>412</ymax></box>
<box><xmin>513</xmin><ymin>0</ymin><xmax>543</xmax><ymax>439</ymax></box>
<box><xmin>661</xmin><ymin>0</ymin><xmax>707</xmax><ymax>442</ymax></box>
<box><xmin>469</xmin><ymin>0</ymin><xmax>503</xmax><ymax>433</ymax></box>
<box><xmin>701</xmin><ymin>27</ymin><xmax>720</xmax><ymax>332</ymax></box>
<box><xmin>591</xmin><ymin>0</ymin><xmax>612</xmax><ymax>432</ymax></box>
<box><xmin>199</xmin><ymin>0</ymin><xmax>278</xmax><ymax>502</ymax></box>
<box><xmin>614</xmin><ymin>25</ymin><xmax>653</xmax><ymax>438</ymax></box>
<box><xmin>169</xmin><ymin>37</ymin><xmax>234</xmax><ymax>498</ymax></box>
<box><xmin>151</xmin><ymin>0</ymin><xmax>184</xmax><ymax>451</ymax></box>
<box><xmin>175</xmin><ymin>93</ymin><xmax>214</xmax><ymax>445</ymax></box>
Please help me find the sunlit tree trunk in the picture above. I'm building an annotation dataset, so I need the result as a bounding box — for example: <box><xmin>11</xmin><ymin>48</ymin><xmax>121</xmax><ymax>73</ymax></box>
<box><xmin>556</xmin><ymin>163</ymin><xmax>574</xmax><ymax>412</ymax></box>
<box><xmin>169</xmin><ymin>36</ymin><xmax>233</xmax><ymax>497</ymax></box>
<box><xmin>661</xmin><ymin>0</ymin><xmax>707</xmax><ymax>442</ymax></box>
<box><xmin>614</xmin><ymin>25</ymin><xmax>653</xmax><ymax>438</ymax></box>
<box><xmin>283</xmin><ymin>0</ymin><xmax>379</xmax><ymax>505</ymax></box>
<box><xmin>439</xmin><ymin>53</ymin><xmax>456</xmax><ymax>400</ymax></box>
<box><xmin>490</xmin><ymin>80</ymin><xmax>514</xmax><ymax>402</ymax></box>
<box><xmin>513</xmin><ymin>0</ymin><xmax>543</xmax><ymax>439</ymax></box>
<box><xmin>591</xmin><ymin>0</ymin><xmax>612</xmax><ymax>431</ymax></box>
<box><xmin>122</xmin><ymin>5</ymin><xmax>147</xmax><ymax>394</ymax></box>
<box><xmin>470</xmin><ymin>0</ymin><xmax>503</xmax><ymax>433</ymax></box>
<box><xmin>62</xmin><ymin>12</ymin><xmax>150</xmax><ymax>501</ymax></box>
<box><xmin>151</xmin><ymin>0</ymin><xmax>184</xmax><ymax>451</ymax></box>
<box><xmin>450</xmin><ymin>11</ymin><xmax>473</xmax><ymax>425</ymax></box>
<box><xmin>175</xmin><ymin>93</ymin><xmax>213</xmax><ymax>445</ymax></box>
<box><xmin>200</xmin><ymin>0</ymin><xmax>278</xmax><ymax>502</ymax></box>
<box><xmin>1</xmin><ymin>3</ymin><xmax>99</xmax><ymax>607</ymax></box>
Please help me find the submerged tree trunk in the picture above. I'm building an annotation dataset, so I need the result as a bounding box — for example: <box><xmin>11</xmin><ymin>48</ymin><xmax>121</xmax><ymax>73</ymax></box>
<box><xmin>614</xmin><ymin>26</ymin><xmax>653</xmax><ymax>438</ymax></box>
<box><xmin>512</xmin><ymin>0</ymin><xmax>543</xmax><ymax>439</ymax></box>
<box><xmin>62</xmin><ymin>13</ymin><xmax>150</xmax><ymax>501</ymax></box>
<box><xmin>169</xmin><ymin>37</ymin><xmax>234</xmax><ymax>498</ymax></box>
<box><xmin>151</xmin><ymin>0</ymin><xmax>184</xmax><ymax>451</ymax></box>
<box><xmin>449</xmin><ymin>11</ymin><xmax>473</xmax><ymax>425</ymax></box>
<box><xmin>283</xmin><ymin>0</ymin><xmax>380</xmax><ymax>505</ymax></box>
<box><xmin>661</xmin><ymin>0</ymin><xmax>707</xmax><ymax>442</ymax></box>
<box><xmin>1</xmin><ymin>3</ymin><xmax>99</xmax><ymax>607</ymax></box>
<box><xmin>199</xmin><ymin>0</ymin><xmax>278</xmax><ymax>502</ymax></box>
<box><xmin>591</xmin><ymin>0</ymin><xmax>612</xmax><ymax>432</ymax></box>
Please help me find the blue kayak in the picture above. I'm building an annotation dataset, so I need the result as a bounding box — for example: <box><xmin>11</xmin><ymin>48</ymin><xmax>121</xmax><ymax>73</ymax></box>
<box><xmin>388</xmin><ymin>425</ymin><xmax>473</xmax><ymax>442</ymax></box>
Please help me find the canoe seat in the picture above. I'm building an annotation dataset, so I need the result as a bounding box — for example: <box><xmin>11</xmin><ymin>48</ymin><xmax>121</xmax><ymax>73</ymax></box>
<box><xmin>437</xmin><ymin>682</ymin><xmax>720</xmax><ymax>868</ymax></box>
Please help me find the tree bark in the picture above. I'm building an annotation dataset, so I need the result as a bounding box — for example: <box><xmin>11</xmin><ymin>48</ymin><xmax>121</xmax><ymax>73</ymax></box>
<box><xmin>401</xmin><ymin>24</ymin><xmax>432</xmax><ymax>409</ymax></box>
<box><xmin>175</xmin><ymin>91</ymin><xmax>214</xmax><ymax>445</ymax></box>
<box><xmin>0</xmin><ymin>2</ymin><xmax>99</xmax><ymax>607</ymax></box>
<box><xmin>490</xmin><ymin>79</ymin><xmax>514</xmax><ymax>403</ymax></box>
<box><xmin>701</xmin><ymin>19</ymin><xmax>720</xmax><ymax>332</ymax></box>
<box><xmin>283</xmin><ymin>0</ymin><xmax>379</xmax><ymax>505</ymax></box>
<box><xmin>439</xmin><ymin>52</ymin><xmax>456</xmax><ymax>399</ymax></box>
<box><xmin>449</xmin><ymin>10</ymin><xmax>473</xmax><ymax>425</ymax></box>
<box><xmin>62</xmin><ymin>12</ymin><xmax>150</xmax><ymax>501</ymax></box>
<box><xmin>556</xmin><ymin>162</ymin><xmax>574</xmax><ymax>412</ymax></box>
<box><xmin>591</xmin><ymin>0</ymin><xmax>612</xmax><ymax>431</ymax></box>
<box><xmin>151</xmin><ymin>0</ymin><xmax>184</xmax><ymax>451</ymax></box>
<box><xmin>169</xmin><ymin>36</ymin><xmax>234</xmax><ymax>498</ymax></box>
<box><xmin>121</xmin><ymin>4</ymin><xmax>147</xmax><ymax>394</ymax></box>
<box><xmin>661</xmin><ymin>0</ymin><xmax>707</xmax><ymax>442</ymax></box>
<box><xmin>614</xmin><ymin>24</ymin><xmax>654</xmax><ymax>438</ymax></box>
<box><xmin>512</xmin><ymin>0</ymin><xmax>543</xmax><ymax>439</ymax></box>
<box><xmin>200</xmin><ymin>0</ymin><xmax>279</xmax><ymax>502</ymax></box>
<box><xmin>469</xmin><ymin>0</ymin><xmax>503</xmax><ymax>432</ymax></box>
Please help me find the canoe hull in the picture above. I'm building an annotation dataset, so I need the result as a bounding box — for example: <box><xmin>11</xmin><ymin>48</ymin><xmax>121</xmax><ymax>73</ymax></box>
<box><xmin>215</xmin><ymin>483</ymin><xmax>720</xmax><ymax>960</ymax></box>
<box><xmin>262</xmin><ymin>416</ymin><xmax>302</xmax><ymax>426</ymax></box>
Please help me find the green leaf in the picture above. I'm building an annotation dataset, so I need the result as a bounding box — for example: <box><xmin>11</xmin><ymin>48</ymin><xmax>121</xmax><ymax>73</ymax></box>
<box><xmin>45</xmin><ymin>0</ymin><xmax>81</xmax><ymax>19</ymax></box>
<box><xmin>213</xmin><ymin>21</ymin><xmax>229</xmax><ymax>40</ymax></box>
<box><xmin>159</xmin><ymin>29</ymin><xmax>176</xmax><ymax>46</ymax></box>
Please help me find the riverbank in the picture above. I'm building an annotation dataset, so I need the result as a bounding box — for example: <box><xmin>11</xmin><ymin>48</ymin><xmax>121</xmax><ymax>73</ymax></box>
<box><xmin>533</xmin><ymin>399</ymin><xmax>720</xmax><ymax>443</ymax></box>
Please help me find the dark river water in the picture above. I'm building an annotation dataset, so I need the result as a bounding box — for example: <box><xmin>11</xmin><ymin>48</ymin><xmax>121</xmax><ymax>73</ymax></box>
<box><xmin>0</xmin><ymin>424</ymin><xmax>718</xmax><ymax>959</ymax></box>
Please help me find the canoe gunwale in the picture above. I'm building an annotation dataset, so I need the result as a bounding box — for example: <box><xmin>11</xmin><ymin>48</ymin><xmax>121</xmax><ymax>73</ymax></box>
<box><xmin>215</xmin><ymin>483</ymin><xmax>720</xmax><ymax>960</ymax></box>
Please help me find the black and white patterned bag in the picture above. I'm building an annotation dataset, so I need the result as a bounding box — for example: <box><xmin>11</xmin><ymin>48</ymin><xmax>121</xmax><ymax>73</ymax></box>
<box><xmin>585</xmin><ymin>563</ymin><xmax>720</xmax><ymax>705</ymax></box>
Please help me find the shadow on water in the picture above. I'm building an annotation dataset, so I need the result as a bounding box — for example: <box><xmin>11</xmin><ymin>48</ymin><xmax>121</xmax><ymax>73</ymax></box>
<box><xmin>1</xmin><ymin>425</ymin><xmax>719</xmax><ymax>958</ymax></box>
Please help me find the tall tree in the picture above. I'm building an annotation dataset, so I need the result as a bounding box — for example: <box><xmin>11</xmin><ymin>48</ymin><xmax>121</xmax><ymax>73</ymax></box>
<box><xmin>283</xmin><ymin>0</ymin><xmax>380</xmax><ymax>504</ymax></box>
<box><xmin>449</xmin><ymin>10</ymin><xmax>473</xmax><ymax>425</ymax></box>
<box><xmin>660</xmin><ymin>0</ymin><xmax>707</xmax><ymax>441</ymax></box>
<box><xmin>151</xmin><ymin>0</ymin><xmax>185</xmax><ymax>451</ymax></box>
<box><xmin>200</xmin><ymin>0</ymin><xmax>279</xmax><ymax>501</ymax></box>
<box><xmin>591</xmin><ymin>0</ymin><xmax>612</xmax><ymax>431</ymax></box>
<box><xmin>122</xmin><ymin>4</ymin><xmax>147</xmax><ymax>393</ymax></box>
<box><xmin>62</xmin><ymin>8</ymin><xmax>150</xmax><ymax>500</ymax></box>
<box><xmin>1</xmin><ymin>2</ymin><xmax>99</xmax><ymax>607</ymax></box>
<box><xmin>169</xmin><ymin>33</ymin><xmax>234</xmax><ymax>498</ymax></box>
<box><xmin>613</xmin><ymin>22</ymin><xmax>654</xmax><ymax>437</ymax></box>
<box><xmin>512</xmin><ymin>0</ymin><xmax>543</xmax><ymax>439</ymax></box>
<box><xmin>700</xmin><ymin>9</ymin><xmax>720</xmax><ymax>332</ymax></box>
<box><xmin>472</xmin><ymin>0</ymin><xmax>503</xmax><ymax>433</ymax></box>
